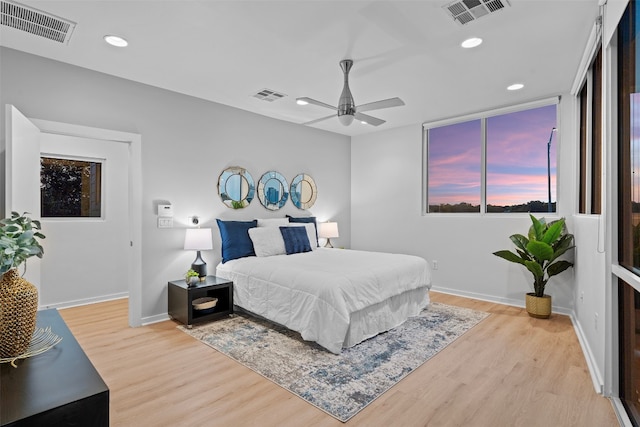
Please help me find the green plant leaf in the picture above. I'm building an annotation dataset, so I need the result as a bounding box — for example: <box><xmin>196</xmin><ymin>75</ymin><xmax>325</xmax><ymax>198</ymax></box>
<box><xmin>526</xmin><ymin>240</ymin><xmax>554</xmax><ymax>261</ymax></box>
<box><xmin>510</xmin><ymin>234</ymin><xmax>529</xmax><ymax>252</ymax></box>
<box><xmin>547</xmin><ymin>260</ymin><xmax>573</xmax><ymax>278</ymax></box>
<box><xmin>524</xmin><ymin>260</ymin><xmax>544</xmax><ymax>280</ymax></box>
<box><xmin>529</xmin><ymin>214</ymin><xmax>546</xmax><ymax>241</ymax></box>
<box><xmin>542</xmin><ymin>218</ymin><xmax>564</xmax><ymax>245</ymax></box>
<box><xmin>493</xmin><ymin>250</ymin><xmax>526</xmax><ymax>265</ymax></box>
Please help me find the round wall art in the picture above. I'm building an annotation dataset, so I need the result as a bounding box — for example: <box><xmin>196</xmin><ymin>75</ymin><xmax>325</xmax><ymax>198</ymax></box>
<box><xmin>290</xmin><ymin>173</ymin><xmax>317</xmax><ymax>210</ymax></box>
<box><xmin>217</xmin><ymin>166</ymin><xmax>255</xmax><ymax>209</ymax></box>
<box><xmin>257</xmin><ymin>171</ymin><xmax>288</xmax><ymax>210</ymax></box>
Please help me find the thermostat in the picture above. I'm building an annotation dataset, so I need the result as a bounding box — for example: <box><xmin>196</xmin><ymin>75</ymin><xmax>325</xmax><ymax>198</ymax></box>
<box><xmin>157</xmin><ymin>204</ymin><xmax>174</xmax><ymax>217</ymax></box>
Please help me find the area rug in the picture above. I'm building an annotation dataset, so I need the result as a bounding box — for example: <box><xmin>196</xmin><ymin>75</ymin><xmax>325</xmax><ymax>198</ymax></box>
<box><xmin>179</xmin><ymin>302</ymin><xmax>488</xmax><ymax>422</ymax></box>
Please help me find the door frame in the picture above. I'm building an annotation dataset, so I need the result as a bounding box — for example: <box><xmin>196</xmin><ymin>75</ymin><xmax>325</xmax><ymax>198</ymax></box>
<box><xmin>30</xmin><ymin>118</ymin><xmax>143</xmax><ymax>327</ymax></box>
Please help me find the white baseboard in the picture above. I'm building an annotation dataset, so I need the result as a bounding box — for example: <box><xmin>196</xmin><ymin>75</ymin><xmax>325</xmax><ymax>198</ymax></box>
<box><xmin>40</xmin><ymin>292</ymin><xmax>128</xmax><ymax>310</ymax></box>
<box><xmin>570</xmin><ymin>312</ymin><xmax>605</xmax><ymax>394</ymax></box>
<box><xmin>430</xmin><ymin>285</ymin><xmax>573</xmax><ymax>316</ymax></box>
<box><xmin>612</xmin><ymin>398</ymin><xmax>634</xmax><ymax>426</ymax></box>
<box><xmin>142</xmin><ymin>313</ymin><xmax>170</xmax><ymax>326</ymax></box>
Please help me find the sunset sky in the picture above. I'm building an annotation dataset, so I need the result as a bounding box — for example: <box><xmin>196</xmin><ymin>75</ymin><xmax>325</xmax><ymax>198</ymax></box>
<box><xmin>428</xmin><ymin>104</ymin><xmax>557</xmax><ymax>207</ymax></box>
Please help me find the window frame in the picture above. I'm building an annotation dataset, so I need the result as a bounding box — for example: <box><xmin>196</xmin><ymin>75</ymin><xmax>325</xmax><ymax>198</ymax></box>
<box><xmin>577</xmin><ymin>45</ymin><xmax>604</xmax><ymax>215</ymax></box>
<box><xmin>422</xmin><ymin>97</ymin><xmax>560</xmax><ymax>215</ymax></box>
<box><xmin>40</xmin><ymin>153</ymin><xmax>106</xmax><ymax>221</ymax></box>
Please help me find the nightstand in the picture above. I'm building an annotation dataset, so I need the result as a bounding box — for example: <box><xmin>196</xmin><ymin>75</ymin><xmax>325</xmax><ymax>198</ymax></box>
<box><xmin>167</xmin><ymin>276</ymin><xmax>233</xmax><ymax>327</ymax></box>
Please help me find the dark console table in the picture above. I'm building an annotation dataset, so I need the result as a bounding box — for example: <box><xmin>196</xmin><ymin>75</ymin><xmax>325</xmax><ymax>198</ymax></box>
<box><xmin>0</xmin><ymin>309</ymin><xmax>109</xmax><ymax>426</ymax></box>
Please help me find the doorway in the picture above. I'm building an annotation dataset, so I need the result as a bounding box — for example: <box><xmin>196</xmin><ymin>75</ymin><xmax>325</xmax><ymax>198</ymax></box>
<box><xmin>6</xmin><ymin>105</ymin><xmax>143</xmax><ymax>327</ymax></box>
<box><xmin>39</xmin><ymin>133</ymin><xmax>130</xmax><ymax>308</ymax></box>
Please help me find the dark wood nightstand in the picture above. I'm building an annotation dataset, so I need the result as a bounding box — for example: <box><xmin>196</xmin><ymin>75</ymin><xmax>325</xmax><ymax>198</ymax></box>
<box><xmin>167</xmin><ymin>276</ymin><xmax>233</xmax><ymax>327</ymax></box>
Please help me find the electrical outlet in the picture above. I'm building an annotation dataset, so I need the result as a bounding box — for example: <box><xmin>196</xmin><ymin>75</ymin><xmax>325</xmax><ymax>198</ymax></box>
<box><xmin>433</xmin><ymin>260</ymin><xmax>438</xmax><ymax>270</ymax></box>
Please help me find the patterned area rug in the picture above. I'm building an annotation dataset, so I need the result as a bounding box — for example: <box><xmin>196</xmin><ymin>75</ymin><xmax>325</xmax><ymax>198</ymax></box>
<box><xmin>179</xmin><ymin>302</ymin><xmax>488</xmax><ymax>422</ymax></box>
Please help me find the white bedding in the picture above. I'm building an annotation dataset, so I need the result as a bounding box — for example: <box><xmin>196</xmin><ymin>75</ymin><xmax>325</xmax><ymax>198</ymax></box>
<box><xmin>215</xmin><ymin>248</ymin><xmax>431</xmax><ymax>353</ymax></box>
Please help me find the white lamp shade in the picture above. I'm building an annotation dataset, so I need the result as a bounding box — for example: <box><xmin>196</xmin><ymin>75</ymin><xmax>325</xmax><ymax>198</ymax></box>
<box><xmin>184</xmin><ymin>228</ymin><xmax>213</xmax><ymax>251</ymax></box>
<box><xmin>318</xmin><ymin>222</ymin><xmax>339</xmax><ymax>239</ymax></box>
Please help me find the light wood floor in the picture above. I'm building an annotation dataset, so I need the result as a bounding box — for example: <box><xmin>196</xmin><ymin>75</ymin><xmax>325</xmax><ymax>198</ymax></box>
<box><xmin>59</xmin><ymin>292</ymin><xmax>619</xmax><ymax>427</ymax></box>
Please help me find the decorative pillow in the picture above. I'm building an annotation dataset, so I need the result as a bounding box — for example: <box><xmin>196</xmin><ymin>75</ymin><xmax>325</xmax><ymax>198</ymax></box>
<box><xmin>279</xmin><ymin>226</ymin><xmax>312</xmax><ymax>255</ymax></box>
<box><xmin>248</xmin><ymin>227</ymin><xmax>286</xmax><ymax>257</ymax></box>
<box><xmin>288</xmin><ymin>223</ymin><xmax>317</xmax><ymax>251</ymax></box>
<box><xmin>257</xmin><ymin>218</ymin><xmax>289</xmax><ymax>227</ymax></box>
<box><xmin>286</xmin><ymin>215</ymin><xmax>318</xmax><ymax>247</ymax></box>
<box><xmin>216</xmin><ymin>219</ymin><xmax>257</xmax><ymax>263</ymax></box>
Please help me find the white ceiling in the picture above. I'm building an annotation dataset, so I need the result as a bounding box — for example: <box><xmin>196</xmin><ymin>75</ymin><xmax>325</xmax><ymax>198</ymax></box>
<box><xmin>0</xmin><ymin>0</ymin><xmax>600</xmax><ymax>136</ymax></box>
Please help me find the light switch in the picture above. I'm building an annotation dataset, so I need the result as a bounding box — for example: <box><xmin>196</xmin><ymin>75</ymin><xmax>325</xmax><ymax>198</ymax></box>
<box><xmin>158</xmin><ymin>217</ymin><xmax>173</xmax><ymax>228</ymax></box>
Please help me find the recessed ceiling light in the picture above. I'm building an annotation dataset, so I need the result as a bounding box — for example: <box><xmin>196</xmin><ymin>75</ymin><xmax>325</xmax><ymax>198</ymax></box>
<box><xmin>296</xmin><ymin>98</ymin><xmax>309</xmax><ymax>105</ymax></box>
<box><xmin>507</xmin><ymin>83</ymin><xmax>524</xmax><ymax>91</ymax></box>
<box><xmin>360</xmin><ymin>120</ymin><xmax>368</xmax><ymax>125</ymax></box>
<box><xmin>104</xmin><ymin>35</ymin><xmax>128</xmax><ymax>47</ymax></box>
<box><xmin>461</xmin><ymin>37</ymin><xmax>482</xmax><ymax>48</ymax></box>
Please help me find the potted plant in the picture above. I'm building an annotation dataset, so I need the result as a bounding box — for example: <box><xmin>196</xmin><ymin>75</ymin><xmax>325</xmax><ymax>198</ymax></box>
<box><xmin>493</xmin><ymin>214</ymin><xmax>574</xmax><ymax>318</ymax></box>
<box><xmin>185</xmin><ymin>269</ymin><xmax>199</xmax><ymax>287</ymax></box>
<box><xmin>0</xmin><ymin>211</ymin><xmax>45</xmax><ymax>357</ymax></box>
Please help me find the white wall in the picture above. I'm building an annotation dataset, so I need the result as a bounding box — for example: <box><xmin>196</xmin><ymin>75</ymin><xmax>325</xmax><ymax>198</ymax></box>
<box><xmin>351</xmin><ymin>97</ymin><xmax>578</xmax><ymax>312</ymax></box>
<box><xmin>0</xmin><ymin>47</ymin><xmax>351</xmax><ymax>322</ymax></box>
<box><xmin>572</xmin><ymin>214</ymin><xmax>606</xmax><ymax>388</ymax></box>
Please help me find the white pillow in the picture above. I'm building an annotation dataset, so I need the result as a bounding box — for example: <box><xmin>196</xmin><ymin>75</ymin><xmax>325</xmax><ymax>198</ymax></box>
<box><xmin>248</xmin><ymin>227</ymin><xmax>286</xmax><ymax>257</ymax></box>
<box><xmin>257</xmin><ymin>218</ymin><xmax>289</xmax><ymax>227</ymax></box>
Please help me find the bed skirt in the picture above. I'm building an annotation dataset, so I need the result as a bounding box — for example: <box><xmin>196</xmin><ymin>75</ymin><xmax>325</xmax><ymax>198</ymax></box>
<box><xmin>343</xmin><ymin>286</ymin><xmax>430</xmax><ymax>348</ymax></box>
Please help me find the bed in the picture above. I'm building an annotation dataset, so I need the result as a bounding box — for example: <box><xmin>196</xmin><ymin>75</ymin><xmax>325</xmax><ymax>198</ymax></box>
<box><xmin>215</xmin><ymin>219</ymin><xmax>431</xmax><ymax>354</ymax></box>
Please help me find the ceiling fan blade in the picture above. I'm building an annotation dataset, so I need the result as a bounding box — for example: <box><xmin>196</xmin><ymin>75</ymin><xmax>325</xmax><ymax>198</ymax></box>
<box><xmin>297</xmin><ymin>97</ymin><xmax>337</xmax><ymax>111</ymax></box>
<box><xmin>303</xmin><ymin>114</ymin><xmax>336</xmax><ymax>126</ymax></box>
<box><xmin>356</xmin><ymin>97</ymin><xmax>405</xmax><ymax>113</ymax></box>
<box><xmin>354</xmin><ymin>112</ymin><xmax>385</xmax><ymax>126</ymax></box>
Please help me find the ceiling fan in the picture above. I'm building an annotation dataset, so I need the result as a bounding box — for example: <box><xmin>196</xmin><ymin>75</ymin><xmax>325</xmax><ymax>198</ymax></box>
<box><xmin>296</xmin><ymin>59</ymin><xmax>405</xmax><ymax>127</ymax></box>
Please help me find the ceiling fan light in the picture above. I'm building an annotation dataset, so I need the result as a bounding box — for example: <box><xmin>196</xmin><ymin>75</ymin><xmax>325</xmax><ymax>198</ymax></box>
<box><xmin>338</xmin><ymin>114</ymin><xmax>354</xmax><ymax>126</ymax></box>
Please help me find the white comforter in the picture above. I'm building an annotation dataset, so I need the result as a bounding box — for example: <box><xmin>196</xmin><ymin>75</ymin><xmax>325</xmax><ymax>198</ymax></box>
<box><xmin>216</xmin><ymin>248</ymin><xmax>431</xmax><ymax>353</ymax></box>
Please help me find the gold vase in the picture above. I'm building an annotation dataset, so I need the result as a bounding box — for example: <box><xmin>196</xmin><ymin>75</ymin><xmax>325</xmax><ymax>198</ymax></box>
<box><xmin>525</xmin><ymin>293</ymin><xmax>552</xmax><ymax>319</ymax></box>
<box><xmin>0</xmin><ymin>268</ymin><xmax>39</xmax><ymax>357</ymax></box>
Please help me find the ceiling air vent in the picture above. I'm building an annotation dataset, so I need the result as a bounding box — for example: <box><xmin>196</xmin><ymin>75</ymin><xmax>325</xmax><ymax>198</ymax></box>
<box><xmin>252</xmin><ymin>88</ymin><xmax>287</xmax><ymax>102</ymax></box>
<box><xmin>443</xmin><ymin>0</ymin><xmax>510</xmax><ymax>26</ymax></box>
<box><xmin>1</xmin><ymin>0</ymin><xmax>76</xmax><ymax>44</ymax></box>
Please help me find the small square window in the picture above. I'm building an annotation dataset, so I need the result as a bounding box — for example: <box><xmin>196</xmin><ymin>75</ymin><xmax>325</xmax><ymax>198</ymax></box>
<box><xmin>40</xmin><ymin>157</ymin><xmax>102</xmax><ymax>218</ymax></box>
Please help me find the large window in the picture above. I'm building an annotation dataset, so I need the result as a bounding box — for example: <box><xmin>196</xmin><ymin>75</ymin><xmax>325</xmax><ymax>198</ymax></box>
<box><xmin>619</xmin><ymin>2</ymin><xmax>640</xmax><ymax>274</ymax></box>
<box><xmin>618</xmin><ymin>3</ymin><xmax>640</xmax><ymax>424</ymax></box>
<box><xmin>425</xmin><ymin>101</ymin><xmax>558</xmax><ymax>213</ymax></box>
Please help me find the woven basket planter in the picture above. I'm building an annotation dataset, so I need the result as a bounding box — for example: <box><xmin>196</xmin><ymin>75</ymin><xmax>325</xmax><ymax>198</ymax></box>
<box><xmin>525</xmin><ymin>293</ymin><xmax>551</xmax><ymax>319</ymax></box>
<box><xmin>0</xmin><ymin>268</ymin><xmax>39</xmax><ymax>358</ymax></box>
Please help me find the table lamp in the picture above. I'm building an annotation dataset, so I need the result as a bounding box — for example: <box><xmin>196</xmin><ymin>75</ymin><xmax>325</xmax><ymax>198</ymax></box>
<box><xmin>184</xmin><ymin>228</ymin><xmax>213</xmax><ymax>280</ymax></box>
<box><xmin>318</xmin><ymin>222</ymin><xmax>339</xmax><ymax>248</ymax></box>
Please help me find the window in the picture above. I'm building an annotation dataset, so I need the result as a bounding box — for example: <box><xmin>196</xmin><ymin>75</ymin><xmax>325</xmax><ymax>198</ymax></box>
<box><xmin>618</xmin><ymin>3</ymin><xmax>640</xmax><ymax>424</ymax></box>
<box><xmin>425</xmin><ymin>101</ymin><xmax>558</xmax><ymax>213</ymax></box>
<box><xmin>618</xmin><ymin>2</ymin><xmax>640</xmax><ymax>274</ymax></box>
<box><xmin>427</xmin><ymin>120</ymin><xmax>481</xmax><ymax>212</ymax></box>
<box><xmin>40</xmin><ymin>157</ymin><xmax>102</xmax><ymax>218</ymax></box>
<box><xmin>578</xmin><ymin>46</ymin><xmax>603</xmax><ymax>214</ymax></box>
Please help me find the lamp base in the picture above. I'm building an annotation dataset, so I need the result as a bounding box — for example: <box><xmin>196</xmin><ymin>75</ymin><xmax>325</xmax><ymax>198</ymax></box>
<box><xmin>191</xmin><ymin>251</ymin><xmax>207</xmax><ymax>279</ymax></box>
<box><xmin>324</xmin><ymin>238</ymin><xmax>334</xmax><ymax>248</ymax></box>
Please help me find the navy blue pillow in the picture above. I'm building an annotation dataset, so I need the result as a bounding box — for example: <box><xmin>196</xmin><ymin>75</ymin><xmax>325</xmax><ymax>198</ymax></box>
<box><xmin>286</xmin><ymin>215</ymin><xmax>318</xmax><ymax>247</ymax></box>
<box><xmin>279</xmin><ymin>226</ymin><xmax>312</xmax><ymax>255</ymax></box>
<box><xmin>216</xmin><ymin>219</ymin><xmax>257</xmax><ymax>263</ymax></box>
